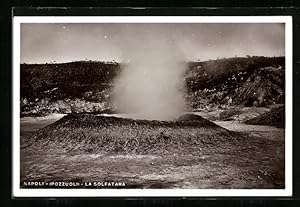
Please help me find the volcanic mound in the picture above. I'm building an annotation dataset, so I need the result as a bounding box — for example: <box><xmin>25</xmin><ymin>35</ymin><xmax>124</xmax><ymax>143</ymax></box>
<box><xmin>22</xmin><ymin>113</ymin><xmax>240</xmax><ymax>154</ymax></box>
<box><xmin>245</xmin><ymin>105</ymin><xmax>285</xmax><ymax>128</ymax></box>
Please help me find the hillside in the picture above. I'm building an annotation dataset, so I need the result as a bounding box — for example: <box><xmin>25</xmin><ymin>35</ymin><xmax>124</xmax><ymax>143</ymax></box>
<box><xmin>185</xmin><ymin>56</ymin><xmax>284</xmax><ymax>109</ymax></box>
<box><xmin>245</xmin><ymin>105</ymin><xmax>285</xmax><ymax>128</ymax></box>
<box><xmin>20</xmin><ymin>56</ymin><xmax>285</xmax><ymax>116</ymax></box>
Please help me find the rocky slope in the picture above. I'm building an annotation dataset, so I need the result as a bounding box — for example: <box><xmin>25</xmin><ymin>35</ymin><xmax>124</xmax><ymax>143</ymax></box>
<box><xmin>20</xmin><ymin>56</ymin><xmax>285</xmax><ymax>116</ymax></box>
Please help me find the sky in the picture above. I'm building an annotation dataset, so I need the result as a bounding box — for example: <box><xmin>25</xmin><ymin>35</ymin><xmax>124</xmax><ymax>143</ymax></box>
<box><xmin>20</xmin><ymin>23</ymin><xmax>285</xmax><ymax>64</ymax></box>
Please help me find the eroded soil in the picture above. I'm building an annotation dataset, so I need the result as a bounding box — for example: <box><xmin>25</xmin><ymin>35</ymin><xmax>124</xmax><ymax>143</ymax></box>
<box><xmin>20</xmin><ymin>112</ymin><xmax>285</xmax><ymax>189</ymax></box>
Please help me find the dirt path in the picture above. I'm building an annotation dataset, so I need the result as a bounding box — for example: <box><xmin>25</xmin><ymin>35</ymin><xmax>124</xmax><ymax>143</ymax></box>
<box><xmin>214</xmin><ymin>121</ymin><xmax>284</xmax><ymax>141</ymax></box>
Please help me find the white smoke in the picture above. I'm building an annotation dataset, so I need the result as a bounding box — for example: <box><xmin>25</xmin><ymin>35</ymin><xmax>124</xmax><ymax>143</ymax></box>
<box><xmin>112</xmin><ymin>24</ymin><xmax>187</xmax><ymax>120</ymax></box>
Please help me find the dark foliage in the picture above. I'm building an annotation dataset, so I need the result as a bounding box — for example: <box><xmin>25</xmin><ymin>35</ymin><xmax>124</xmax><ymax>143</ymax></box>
<box><xmin>20</xmin><ymin>56</ymin><xmax>285</xmax><ymax>115</ymax></box>
<box><xmin>186</xmin><ymin>56</ymin><xmax>284</xmax><ymax>109</ymax></box>
<box><xmin>186</xmin><ymin>56</ymin><xmax>284</xmax><ymax>92</ymax></box>
<box><xmin>21</xmin><ymin>61</ymin><xmax>120</xmax><ymax>101</ymax></box>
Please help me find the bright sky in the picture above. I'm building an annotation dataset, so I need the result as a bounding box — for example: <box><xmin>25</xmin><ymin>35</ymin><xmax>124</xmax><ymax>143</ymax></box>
<box><xmin>21</xmin><ymin>23</ymin><xmax>285</xmax><ymax>64</ymax></box>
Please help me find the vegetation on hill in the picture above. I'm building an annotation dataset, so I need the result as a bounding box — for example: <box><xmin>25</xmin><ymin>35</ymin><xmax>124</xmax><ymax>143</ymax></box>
<box><xmin>185</xmin><ymin>56</ymin><xmax>284</xmax><ymax>109</ymax></box>
<box><xmin>20</xmin><ymin>56</ymin><xmax>285</xmax><ymax>116</ymax></box>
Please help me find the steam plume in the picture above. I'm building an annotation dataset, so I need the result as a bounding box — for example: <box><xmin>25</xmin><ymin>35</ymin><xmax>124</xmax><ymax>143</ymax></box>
<box><xmin>112</xmin><ymin>25</ymin><xmax>187</xmax><ymax>120</ymax></box>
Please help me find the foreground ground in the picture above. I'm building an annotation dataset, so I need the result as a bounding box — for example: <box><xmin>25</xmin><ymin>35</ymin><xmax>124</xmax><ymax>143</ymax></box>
<box><xmin>20</xmin><ymin>110</ymin><xmax>285</xmax><ymax>189</ymax></box>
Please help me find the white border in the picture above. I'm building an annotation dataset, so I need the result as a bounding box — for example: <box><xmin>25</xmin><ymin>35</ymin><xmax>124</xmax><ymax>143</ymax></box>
<box><xmin>13</xmin><ymin>16</ymin><xmax>293</xmax><ymax>197</ymax></box>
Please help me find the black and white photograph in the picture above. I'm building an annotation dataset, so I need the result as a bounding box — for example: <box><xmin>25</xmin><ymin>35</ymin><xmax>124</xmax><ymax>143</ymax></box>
<box><xmin>13</xmin><ymin>16</ymin><xmax>292</xmax><ymax>197</ymax></box>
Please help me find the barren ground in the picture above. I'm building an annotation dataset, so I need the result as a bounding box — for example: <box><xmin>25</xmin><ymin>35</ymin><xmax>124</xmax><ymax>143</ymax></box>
<box><xmin>20</xmin><ymin>110</ymin><xmax>285</xmax><ymax>189</ymax></box>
